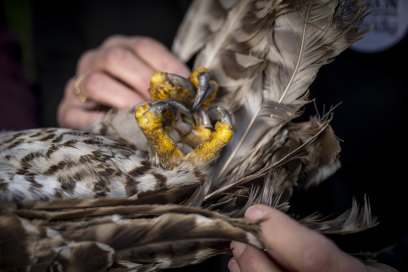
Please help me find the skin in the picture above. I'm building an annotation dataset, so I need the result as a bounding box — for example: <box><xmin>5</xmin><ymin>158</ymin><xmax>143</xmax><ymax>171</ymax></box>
<box><xmin>229</xmin><ymin>205</ymin><xmax>395</xmax><ymax>272</ymax></box>
<box><xmin>57</xmin><ymin>35</ymin><xmax>190</xmax><ymax>129</ymax></box>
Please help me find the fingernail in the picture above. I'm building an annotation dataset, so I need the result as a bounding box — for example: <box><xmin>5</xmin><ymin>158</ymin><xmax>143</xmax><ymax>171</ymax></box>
<box><xmin>245</xmin><ymin>206</ymin><xmax>265</xmax><ymax>221</ymax></box>
<box><xmin>230</xmin><ymin>241</ymin><xmax>246</xmax><ymax>258</ymax></box>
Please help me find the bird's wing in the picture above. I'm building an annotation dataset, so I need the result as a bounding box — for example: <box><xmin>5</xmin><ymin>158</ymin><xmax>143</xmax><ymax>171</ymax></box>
<box><xmin>0</xmin><ymin>0</ymin><xmax>378</xmax><ymax>271</ymax></box>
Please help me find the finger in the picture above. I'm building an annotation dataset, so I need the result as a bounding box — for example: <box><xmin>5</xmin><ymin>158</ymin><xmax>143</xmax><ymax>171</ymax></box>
<box><xmin>79</xmin><ymin>71</ymin><xmax>147</xmax><ymax>108</ymax></box>
<box><xmin>76</xmin><ymin>49</ymin><xmax>98</xmax><ymax>75</ymax></box>
<box><xmin>245</xmin><ymin>205</ymin><xmax>367</xmax><ymax>272</ymax></box>
<box><xmin>101</xmin><ymin>35</ymin><xmax>190</xmax><ymax>77</ymax></box>
<box><xmin>230</xmin><ymin>241</ymin><xmax>282</xmax><ymax>272</ymax></box>
<box><xmin>228</xmin><ymin>258</ymin><xmax>241</xmax><ymax>272</ymax></box>
<box><xmin>60</xmin><ymin>106</ymin><xmax>105</xmax><ymax>130</ymax></box>
<box><xmin>129</xmin><ymin>36</ymin><xmax>191</xmax><ymax>77</ymax></box>
<box><xmin>76</xmin><ymin>44</ymin><xmax>150</xmax><ymax>103</ymax></box>
<box><xmin>94</xmin><ymin>46</ymin><xmax>154</xmax><ymax>98</ymax></box>
<box><xmin>264</xmin><ymin>249</ymin><xmax>296</xmax><ymax>272</ymax></box>
<box><xmin>58</xmin><ymin>79</ymin><xmax>106</xmax><ymax>129</ymax></box>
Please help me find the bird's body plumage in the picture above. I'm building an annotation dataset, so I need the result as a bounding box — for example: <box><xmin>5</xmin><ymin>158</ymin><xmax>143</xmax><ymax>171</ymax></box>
<box><xmin>0</xmin><ymin>125</ymin><xmax>209</xmax><ymax>203</ymax></box>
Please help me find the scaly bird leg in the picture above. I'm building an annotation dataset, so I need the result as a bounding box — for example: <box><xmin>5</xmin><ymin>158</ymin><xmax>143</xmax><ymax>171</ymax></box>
<box><xmin>136</xmin><ymin>100</ymin><xmax>195</xmax><ymax>169</ymax></box>
<box><xmin>137</xmin><ymin>68</ymin><xmax>232</xmax><ymax>168</ymax></box>
<box><xmin>149</xmin><ymin>67</ymin><xmax>218</xmax><ymax>111</ymax></box>
<box><xmin>186</xmin><ymin>106</ymin><xmax>233</xmax><ymax>165</ymax></box>
<box><xmin>149</xmin><ymin>72</ymin><xmax>196</xmax><ymax>103</ymax></box>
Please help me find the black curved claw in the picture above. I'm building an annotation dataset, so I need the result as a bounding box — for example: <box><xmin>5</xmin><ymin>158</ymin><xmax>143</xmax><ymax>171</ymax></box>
<box><xmin>166</xmin><ymin>73</ymin><xmax>196</xmax><ymax>97</ymax></box>
<box><xmin>208</xmin><ymin>106</ymin><xmax>232</xmax><ymax>126</ymax></box>
<box><xmin>196</xmin><ymin>107</ymin><xmax>212</xmax><ymax>128</ymax></box>
<box><xmin>148</xmin><ymin>100</ymin><xmax>196</xmax><ymax>126</ymax></box>
<box><xmin>192</xmin><ymin>71</ymin><xmax>215</xmax><ymax>112</ymax></box>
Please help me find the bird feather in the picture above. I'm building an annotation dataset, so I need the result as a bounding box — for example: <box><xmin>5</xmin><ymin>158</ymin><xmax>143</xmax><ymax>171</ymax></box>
<box><xmin>0</xmin><ymin>0</ymin><xmax>378</xmax><ymax>270</ymax></box>
<box><xmin>172</xmin><ymin>0</ymin><xmax>238</xmax><ymax>62</ymax></box>
<box><xmin>206</xmin><ymin>0</ymin><xmax>369</xmax><ymax>181</ymax></box>
<box><xmin>0</xmin><ymin>202</ymin><xmax>263</xmax><ymax>271</ymax></box>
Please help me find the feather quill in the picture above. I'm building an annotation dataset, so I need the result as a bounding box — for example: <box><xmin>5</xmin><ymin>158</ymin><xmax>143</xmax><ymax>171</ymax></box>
<box><xmin>209</xmin><ymin>0</ymin><xmax>369</xmax><ymax>182</ymax></box>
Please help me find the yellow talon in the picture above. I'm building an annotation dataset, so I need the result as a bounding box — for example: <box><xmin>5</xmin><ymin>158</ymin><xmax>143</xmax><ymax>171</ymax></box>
<box><xmin>135</xmin><ymin>104</ymin><xmax>151</xmax><ymax>119</ymax></box>
<box><xmin>182</xmin><ymin>125</ymin><xmax>212</xmax><ymax>148</ymax></box>
<box><xmin>136</xmin><ymin>68</ymin><xmax>232</xmax><ymax>168</ymax></box>
<box><xmin>189</xmin><ymin>67</ymin><xmax>209</xmax><ymax>87</ymax></box>
<box><xmin>136</xmin><ymin>106</ymin><xmax>183</xmax><ymax>168</ymax></box>
<box><xmin>202</xmin><ymin>80</ymin><xmax>218</xmax><ymax>110</ymax></box>
<box><xmin>186</xmin><ymin>122</ymin><xmax>233</xmax><ymax>165</ymax></box>
<box><xmin>149</xmin><ymin>72</ymin><xmax>194</xmax><ymax>103</ymax></box>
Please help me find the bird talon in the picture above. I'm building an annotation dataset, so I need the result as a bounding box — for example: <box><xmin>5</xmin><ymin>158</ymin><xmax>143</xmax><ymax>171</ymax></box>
<box><xmin>189</xmin><ymin>67</ymin><xmax>218</xmax><ymax>112</ymax></box>
<box><xmin>149</xmin><ymin>72</ymin><xmax>196</xmax><ymax>103</ymax></box>
<box><xmin>136</xmin><ymin>100</ymin><xmax>198</xmax><ymax>168</ymax></box>
<box><xmin>136</xmin><ymin>68</ymin><xmax>231</xmax><ymax>168</ymax></box>
<box><xmin>207</xmin><ymin>106</ymin><xmax>232</xmax><ymax>127</ymax></box>
<box><xmin>147</xmin><ymin>100</ymin><xmax>196</xmax><ymax>127</ymax></box>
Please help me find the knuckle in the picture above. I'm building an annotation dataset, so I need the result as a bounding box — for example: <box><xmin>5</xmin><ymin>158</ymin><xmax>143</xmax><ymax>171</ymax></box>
<box><xmin>132</xmin><ymin>36</ymin><xmax>160</xmax><ymax>52</ymax></box>
<box><xmin>102</xmin><ymin>34</ymin><xmax>127</xmax><ymax>48</ymax></box>
<box><xmin>102</xmin><ymin>46</ymin><xmax>129</xmax><ymax>67</ymax></box>
<box><xmin>77</xmin><ymin>50</ymin><xmax>96</xmax><ymax>72</ymax></box>
<box><xmin>82</xmin><ymin>72</ymin><xmax>106</xmax><ymax>95</ymax></box>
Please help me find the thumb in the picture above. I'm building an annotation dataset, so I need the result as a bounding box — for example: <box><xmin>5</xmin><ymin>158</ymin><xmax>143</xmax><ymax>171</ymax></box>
<box><xmin>245</xmin><ymin>205</ymin><xmax>367</xmax><ymax>272</ymax></box>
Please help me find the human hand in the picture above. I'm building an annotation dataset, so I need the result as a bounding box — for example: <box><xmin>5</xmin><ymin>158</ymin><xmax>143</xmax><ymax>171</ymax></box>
<box><xmin>57</xmin><ymin>35</ymin><xmax>190</xmax><ymax>129</ymax></box>
<box><xmin>229</xmin><ymin>205</ymin><xmax>394</xmax><ymax>272</ymax></box>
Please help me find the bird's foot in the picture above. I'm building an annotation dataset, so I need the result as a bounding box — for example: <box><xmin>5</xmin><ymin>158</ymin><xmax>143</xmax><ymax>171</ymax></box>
<box><xmin>148</xmin><ymin>67</ymin><xmax>218</xmax><ymax>110</ymax></box>
<box><xmin>136</xmin><ymin>67</ymin><xmax>232</xmax><ymax>169</ymax></box>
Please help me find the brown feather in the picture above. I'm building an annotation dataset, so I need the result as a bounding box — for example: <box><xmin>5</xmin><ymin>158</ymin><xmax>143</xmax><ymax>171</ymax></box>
<box><xmin>0</xmin><ymin>0</ymin><xmax>380</xmax><ymax>270</ymax></box>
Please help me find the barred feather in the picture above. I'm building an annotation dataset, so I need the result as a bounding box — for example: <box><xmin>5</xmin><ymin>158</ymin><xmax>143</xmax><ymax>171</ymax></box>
<box><xmin>0</xmin><ymin>0</ymin><xmax>379</xmax><ymax>270</ymax></box>
<box><xmin>0</xmin><ymin>202</ymin><xmax>262</xmax><ymax>271</ymax></box>
<box><xmin>211</xmin><ymin>0</ymin><xmax>369</xmax><ymax>181</ymax></box>
<box><xmin>172</xmin><ymin>0</ymin><xmax>237</xmax><ymax>62</ymax></box>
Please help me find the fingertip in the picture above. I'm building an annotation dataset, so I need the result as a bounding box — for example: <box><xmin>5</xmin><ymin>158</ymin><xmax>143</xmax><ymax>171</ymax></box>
<box><xmin>81</xmin><ymin>111</ymin><xmax>106</xmax><ymax>129</ymax></box>
<box><xmin>60</xmin><ymin>107</ymin><xmax>105</xmax><ymax>130</ymax></box>
<box><xmin>230</xmin><ymin>241</ymin><xmax>246</xmax><ymax>258</ymax></box>
<box><xmin>228</xmin><ymin>257</ymin><xmax>241</xmax><ymax>272</ymax></box>
<box><xmin>245</xmin><ymin>205</ymin><xmax>267</xmax><ymax>221</ymax></box>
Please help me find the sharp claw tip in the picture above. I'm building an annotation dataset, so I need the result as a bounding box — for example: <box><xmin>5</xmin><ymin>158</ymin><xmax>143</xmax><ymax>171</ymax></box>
<box><xmin>192</xmin><ymin>104</ymin><xmax>200</xmax><ymax>113</ymax></box>
<box><xmin>209</xmin><ymin>106</ymin><xmax>232</xmax><ymax>126</ymax></box>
